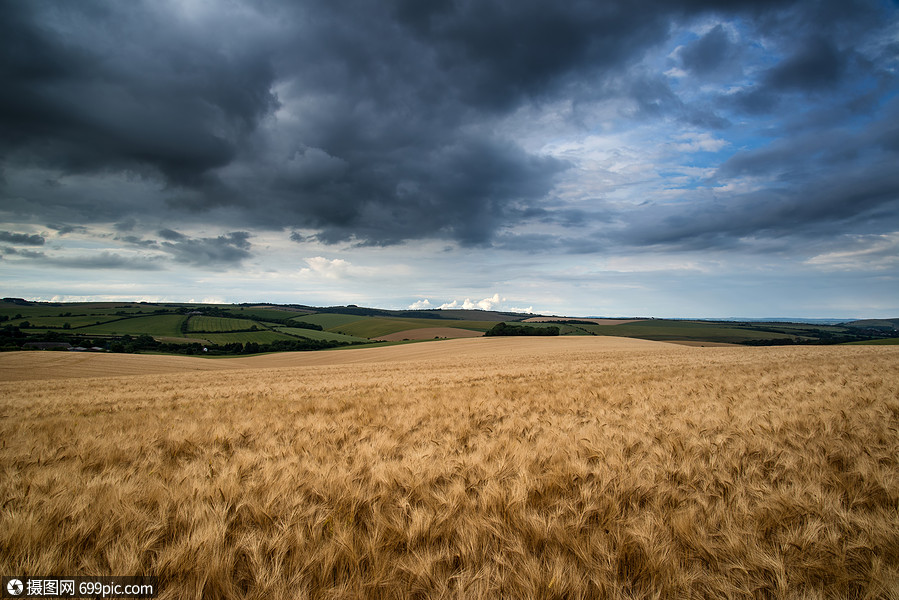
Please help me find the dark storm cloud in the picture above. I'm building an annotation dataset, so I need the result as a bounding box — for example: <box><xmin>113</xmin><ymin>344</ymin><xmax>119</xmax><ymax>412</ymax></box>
<box><xmin>0</xmin><ymin>1</ymin><xmax>276</xmax><ymax>184</ymax></box>
<box><xmin>625</xmin><ymin>159</ymin><xmax>899</xmax><ymax>251</ymax></box>
<box><xmin>46</xmin><ymin>224</ymin><xmax>87</xmax><ymax>236</ymax></box>
<box><xmin>47</xmin><ymin>252</ymin><xmax>164</xmax><ymax>270</ymax></box>
<box><xmin>158</xmin><ymin>229</ymin><xmax>186</xmax><ymax>242</ymax></box>
<box><xmin>1</xmin><ymin>247</ymin><xmax>45</xmax><ymax>258</ymax></box>
<box><xmin>763</xmin><ymin>37</ymin><xmax>846</xmax><ymax>92</ymax></box>
<box><xmin>115</xmin><ymin>229</ymin><xmax>253</xmax><ymax>266</ymax></box>
<box><xmin>391</xmin><ymin>0</ymin><xmax>671</xmax><ymax>110</ymax></box>
<box><xmin>0</xmin><ymin>0</ymin><xmax>896</xmax><ymax>251</ymax></box>
<box><xmin>158</xmin><ymin>231</ymin><xmax>252</xmax><ymax>267</ymax></box>
<box><xmin>620</xmin><ymin>99</ymin><xmax>899</xmax><ymax>252</ymax></box>
<box><xmin>0</xmin><ymin>231</ymin><xmax>44</xmax><ymax>245</ymax></box>
<box><xmin>679</xmin><ymin>24</ymin><xmax>742</xmax><ymax>79</ymax></box>
<box><xmin>2</xmin><ymin>248</ymin><xmax>163</xmax><ymax>270</ymax></box>
<box><xmin>114</xmin><ymin>219</ymin><xmax>137</xmax><ymax>233</ymax></box>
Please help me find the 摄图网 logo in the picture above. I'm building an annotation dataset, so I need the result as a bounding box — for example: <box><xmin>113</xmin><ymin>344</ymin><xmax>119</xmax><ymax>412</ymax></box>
<box><xmin>6</xmin><ymin>579</ymin><xmax>23</xmax><ymax>596</ymax></box>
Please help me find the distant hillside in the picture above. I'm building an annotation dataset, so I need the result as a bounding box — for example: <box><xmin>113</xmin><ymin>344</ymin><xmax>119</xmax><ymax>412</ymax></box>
<box><xmin>2</xmin><ymin>300</ymin><xmax>897</xmax><ymax>353</ymax></box>
<box><xmin>844</xmin><ymin>318</ymin><xmax>899</xmax><ymax>332</ymax></box>
<box><xmin>414</xmin><ymin>309</ymin><xmax>533</xmax><ymax>322</ymax></box>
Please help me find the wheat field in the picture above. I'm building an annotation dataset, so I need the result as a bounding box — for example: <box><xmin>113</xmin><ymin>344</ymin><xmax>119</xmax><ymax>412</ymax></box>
<box><xmin>1</xmin><ymin>338</ymin><xmax>897</xmax><ymax>599</ymax></box>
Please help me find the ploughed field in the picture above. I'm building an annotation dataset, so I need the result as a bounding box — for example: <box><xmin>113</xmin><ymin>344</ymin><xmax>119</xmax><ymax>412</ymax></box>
<box><xmin>1</xmin><ymin>338</ymin><xmax>897</xmax><ymax>599</ymax></box>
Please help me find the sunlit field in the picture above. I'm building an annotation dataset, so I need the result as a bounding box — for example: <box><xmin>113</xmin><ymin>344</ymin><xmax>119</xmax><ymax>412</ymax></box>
<box><xmin>1</xmin><ymin>338</ymin><xmax>897</xmax><ymax>599</ymax></box>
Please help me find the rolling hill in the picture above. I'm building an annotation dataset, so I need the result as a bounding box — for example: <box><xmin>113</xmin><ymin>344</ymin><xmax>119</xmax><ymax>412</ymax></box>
<box><xmin>1</xmin><ymin>299</ymin><xmax>896</xmax><ymax>356</ymax></box>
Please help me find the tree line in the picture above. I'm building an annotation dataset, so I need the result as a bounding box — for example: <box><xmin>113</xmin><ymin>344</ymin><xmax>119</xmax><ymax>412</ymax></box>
<box><xmin>484</xmin><ymin>322</ymin><xmax>560</xmax><ymax>336</ymax></box>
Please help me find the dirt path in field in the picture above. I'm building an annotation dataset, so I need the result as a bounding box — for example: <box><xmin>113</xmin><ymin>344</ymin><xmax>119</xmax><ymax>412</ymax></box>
<box><xmin>0</xmin><ymin>336</ymin><xmax>682</xmax><ymax>381</ymax></box>
<box><xmin>373</xmin><ymin>327</ymin><xmax>485</xmax><ymax>341</ymax></box>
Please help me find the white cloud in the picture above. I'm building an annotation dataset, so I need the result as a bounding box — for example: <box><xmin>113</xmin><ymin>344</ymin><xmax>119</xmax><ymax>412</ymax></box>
<box><xmin>299</xmin><ymin>256</ymin><xmax>359</xmax><ymax>279</ymax></box>
<box><xmin>438</xmin><ymin>293</ymin><xmax>503</xmax><ymax>311</ymax></box>
<box><xmin>506</xmin><ymin>306</ymin><xmax>536</xmax><ymax>314</ymax></box>
<box><xmin>671</xmin><ymin>132</ymin><xmax>729</xmax><ymax>153</ymax></box>
<box><xmin>408</xmin><ymin>298</ymin><xmax>432</xmax><ymax>309</ymax></box>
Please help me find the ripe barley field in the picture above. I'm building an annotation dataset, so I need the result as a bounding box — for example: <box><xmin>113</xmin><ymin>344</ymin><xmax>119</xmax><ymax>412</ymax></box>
<box><xmin>1</xmin><ymin>338</ymin><xmax>897</xmax><ymax>599</ymax></box>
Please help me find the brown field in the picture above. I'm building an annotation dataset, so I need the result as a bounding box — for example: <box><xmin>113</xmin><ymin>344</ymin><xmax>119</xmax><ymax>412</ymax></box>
<box><xmin>373</xmin><ymin>327</ymin><xmax>487</xmax><ymax>341</ymax></box>
<box><xmin>1</xmin><ymin>339</ymin><xmax>898</xmax><ymax>599</ymax></box>
<box><xmin>0</xmin><ymin>337</ymin><xmax>673</xmax><ymax>381</ymax></box>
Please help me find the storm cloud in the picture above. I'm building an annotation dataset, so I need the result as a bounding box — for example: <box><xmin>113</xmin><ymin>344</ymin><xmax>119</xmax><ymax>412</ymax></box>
<box><xmin>0</xmin><ymin>231</ymin><xmax>45</xmax><ymax>246</ymax></box>
<box><xmin>2</xmin><ymin>0</ymin><xmax>892</xmax><ymax>245</ymax></box>
<box><xmin>1</xmin><ymin>0</ymin><xmax>897</xmax><ymax>315</ymax></box>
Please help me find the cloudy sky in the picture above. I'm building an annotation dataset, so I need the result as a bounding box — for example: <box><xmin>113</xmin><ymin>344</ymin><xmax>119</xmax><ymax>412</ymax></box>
<box><xmin>2</xmin><ymin>0</ymin><xmax>898</xmax><ymax>318</ymax></box>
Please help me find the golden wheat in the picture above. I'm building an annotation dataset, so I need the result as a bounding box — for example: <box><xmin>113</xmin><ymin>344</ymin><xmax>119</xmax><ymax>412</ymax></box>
<box><xmin>1</xmin><ymin>339</ymin><xmax>897</xmax><ymax>599</ymax></box>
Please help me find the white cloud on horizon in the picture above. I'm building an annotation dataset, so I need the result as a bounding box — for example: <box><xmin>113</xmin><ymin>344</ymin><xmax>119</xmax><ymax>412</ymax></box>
<box><xmin>408</xmin><ymin>299</ymin><xmax>432</xmax><ymax>309</ymax></box>
<box><xmin>437</xmin><ymin>293</ymin><xmax>503</xmax><ymax>311</ymax></box>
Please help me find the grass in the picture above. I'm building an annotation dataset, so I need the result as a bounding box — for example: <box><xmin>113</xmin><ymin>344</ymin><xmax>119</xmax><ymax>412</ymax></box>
<box><xmin>190</xmin><ymin>331</ymin><xmax>296</xmax><ymax>345</ymax></box>
<box><xmin>293</xmin><ymin>313</ymin><xmax>368</xmax><ymax>330</ymax></box>
<box><xmin>1</xmin><ymin>342</ymin><xmax>897</xmax><ymax>599</ymax></box>
<box><xmin>5</xmin><ymin>303</ymin><xmax>892</xmax><ymax>348</ymax></box>
<box><xmin>578</xmin><ymin>320</ymin><xmax>798</xmax><ymax>343</ymax></box>
<box><xmin>231</xmin><ymin>307</ymin><xmax>315</xmax><ymax>320</ymax></box>
<box><xmin>5</xmin><ymin>315</ymin><xmax>121</xmax><ymax>329</ymax></box>
<box><xmin>335</xmin><ymin>318</ymin><xmax>495</xmax><ymax>338</ymax></box>
<box><xmin>0</xmin><ymin>303</ymin><xmax>154</xmax><ymax>321</ymax></box>
<box><xmin>186</xmin><ymin>317</ymin><xmax>260</xmax><ymax>333</ymax></box>
<box><xmin>844</xmin><ymin>338</ymin><xmax>899</xmax><ymax>345</ymax></box>
<box><xmin>273</xmin><ymin>327</ymin><xmax>369</xmax><ymax>343</ymax></box>
<box><xmin>76</xmin><ymin>315</ymin><xmax>188</xmax><ymax>337</ymax></box>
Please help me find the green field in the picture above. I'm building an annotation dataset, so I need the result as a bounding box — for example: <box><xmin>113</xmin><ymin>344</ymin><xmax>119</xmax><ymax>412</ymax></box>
<box><xmin>3</xmin><ymin>301</ymin><xmax>895</xmax><ymax>352</ymax></box>
<box><xmin>192</xmin><ymin>331</ymin><xmax>297</xmax><ymax>345</ymax></box>
<box><xmin>6</xmin><ymin>315</ymin><xmax>122</xmax><ymax>329</ymax></box>
<box><xmin>229</xmin><ymin>307</ymin><xmax>315</xmax><ymax>320</ymax></box>
<box><xmin>332</xmin><ymin>317</ymin><xmax>495</xmax><ymax>338</ymax></box>
<box><xmin>0</xmin><ymin>302</ymin><xmax>155</xmax><ymax>320</ymax></box>
<box><xmin>845</xmin><ymin>337</ymin><xmax>899</xmax><ymax>345</ymax></box>
<box><xmin>293</xmin><ymin>313</ymin><xmax>368</xmax><ymax>329</ymax></box>
<box><xmin>77</xmin><ymin>315</ymin><xmax>188</xmax><ymax>337</ymax></box>
<box><xmin>274</xmin><ymin>327</ymin><xmax>369</xmax><ymax>343</ymax></box>
<box><xmin>187</xmin><ymin>316</ymin><xmax>261</xmax><ymax>332</ymax></box>
<box><xmin>576</xmin><ymin>320</ymin><xmax>797</xmax><ymax>343</ymax></box>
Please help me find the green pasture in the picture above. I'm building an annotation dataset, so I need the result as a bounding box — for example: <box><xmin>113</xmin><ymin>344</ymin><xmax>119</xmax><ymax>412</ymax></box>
<box><xmin>274</xmin><ymin>327</ymin><xmax>369</xmax><ymax>343</ymax></box>
<box><xmin>229</xmin><ymin>307</ymin><xmax>314</xmax><ymax>320</ymax></box>
<box><xmin>77</xmin><ymin>315</ymin><xmax>187</xmax><ymax>337</ymax></box>
<box><xmin>0</xmin><ymin>302</ymin><xmax>147</xmax><ymax>319</ymax></box>
<box><xmin>844</xmin><ymin>338</ymin><xmax>899</xmax><ymax>345</ymax></box>
<box><xmin>187</xmin><ymin>316</ymin><xmax>260</xmax><ymax>332</ymax></box>
<box><xmin>3</xmin><ymin>301</ymin><xmax>892</xmax><ymax>349</ymax></box>
<box><xmin>577</xmin><ymin>320</ymin><xmax>797</xmax><ymax>343</ymax></box>
<box><xmin>293</xmin><ymin>313</ymin><xmax>367</xmax><ymax>329</ymax></box>
<box><xmin>333</xmin><ymin>317</ymin><xmax>496</xmax><ymax>338</ymax></box>
<box><xmin>192</xmin><ymin>331</ymin><xmax>296</xmax><ymax>345</ymax></box>
<box><xmin>8</xmin><ymin>315</ymin><xmax>122</xmax><ymax>329</ymax></box>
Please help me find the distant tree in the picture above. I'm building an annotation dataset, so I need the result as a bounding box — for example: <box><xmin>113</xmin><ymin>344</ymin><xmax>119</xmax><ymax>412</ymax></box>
<box><xmin>485</xmin><ymin>322</ymin><xmax>559</xmax><ymax>337</ymax></box>
<box><xmin>134</xmin><ymin>334</ymin><xmax>157</xmax><ymax>350</ymax></box>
